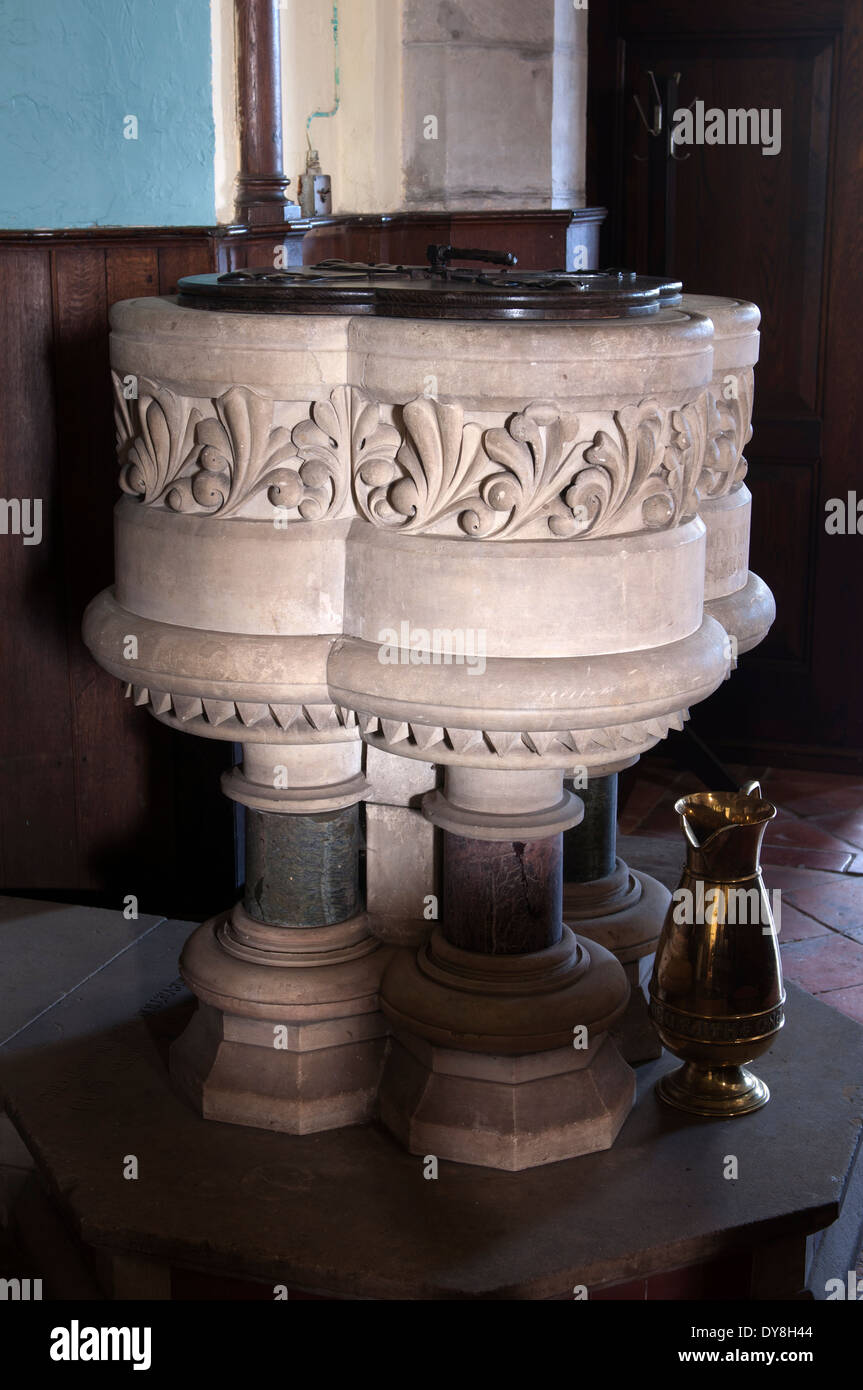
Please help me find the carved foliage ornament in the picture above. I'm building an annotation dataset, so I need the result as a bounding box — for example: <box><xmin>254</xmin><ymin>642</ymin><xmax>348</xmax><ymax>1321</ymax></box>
<box><xmin>114</xmin><ymin>374</ymin><xmax>709</xmax><ymax>539</ymax></box>
<box><xmin>698</xmin><ymin>368</ymin><xmax>753</xmax><ymax>499</ymax></box>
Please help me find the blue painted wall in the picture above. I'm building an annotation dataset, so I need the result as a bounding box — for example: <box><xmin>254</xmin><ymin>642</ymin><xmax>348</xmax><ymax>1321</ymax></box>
<box><xmin>0</xmin><ymin>0</ymin><xmax>216</xmax><ymax>227</ymax></box>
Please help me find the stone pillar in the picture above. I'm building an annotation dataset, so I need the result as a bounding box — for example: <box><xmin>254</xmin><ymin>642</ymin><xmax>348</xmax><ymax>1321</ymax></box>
<box><xmin>401</xmin><ymin>0</ymin><xmax>587</xmax><ymax>210</ymax></box>
<box><xmin>377</xmin><ymin>766</ymin><xmax>635</xmax><ymax>1171</ymax></box>
<box><xmin>169</xmin><ymin>739</ymin><xmax>390</xmax><ymax>1134</ymax></box>
<box><xmin>364</xmin><ymin>745</ymin><xmax>438</xmax><ymax>949</ymax></box>
<box><xmin>563</xmin><ymin>774</ymin><xmax>668</xmax><ymax>1064</ymax></box>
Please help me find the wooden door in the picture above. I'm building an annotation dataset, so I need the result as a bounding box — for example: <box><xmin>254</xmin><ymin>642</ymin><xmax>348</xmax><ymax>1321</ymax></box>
<box><xmin>589</xmin><ymin>0</ymin><xmax>863</xmax><ymax>768</ymax></box>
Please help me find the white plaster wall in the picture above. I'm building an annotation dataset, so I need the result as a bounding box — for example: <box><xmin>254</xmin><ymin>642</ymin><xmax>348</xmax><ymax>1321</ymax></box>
<box><xmin>280</xmin><ymin>0</ymin><xmax>404</xmax><ymax>215</ymax></box>
<box><xmin>212</xmin><ymin>0</ymin><xmax>240</xmax><ymax>224</ymax></box>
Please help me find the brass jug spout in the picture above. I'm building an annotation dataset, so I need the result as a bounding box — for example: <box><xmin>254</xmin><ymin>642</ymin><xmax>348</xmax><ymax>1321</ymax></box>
<box><xmin>677</xmin><ymin>781</ymin><xmax>777</xmax><ymax>881</ymax></box>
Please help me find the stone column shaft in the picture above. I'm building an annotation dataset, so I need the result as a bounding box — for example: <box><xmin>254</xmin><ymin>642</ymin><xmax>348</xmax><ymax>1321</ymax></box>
<box><xmin>564</xmin><ymin>776</ymin><xmax>617</xmax><ymax>884</ymax></box>
<box><xmin>443</xmin><ymin>831</ymin><xmax>563</xmax><ymax>955</ymax></box>
<box><xmin>244</xmin><ymin>805</ymin><xmax>361</xmax><ymax>927</ymax></box>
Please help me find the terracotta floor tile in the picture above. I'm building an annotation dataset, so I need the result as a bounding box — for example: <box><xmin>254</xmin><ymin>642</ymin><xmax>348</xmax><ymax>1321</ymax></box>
<box><xmin>774</xmin><ymin>904</ymin><xmax>831</xmax><ymax>943</ymax></box>
<box><xmin>809</xmin><ymin>808</ymin><xmax>863</xmax><ymax>850</ymax></box>
<box><xmin>818</xmin><ymin>985</ymin><xmax>863</xmax><ymax>1024</ymax></box>
<box><xmin>780</xmin><ymin>935</ymin><xmax>863</xmax><ymax>993</ymax></box>
<box><xmin>618</xmin><ymin>779</ymin><xmax>679</xmax><ymax>835</ymax></box>
<box><xmin>763</xmin><ymin>809</ymin><xmax>858</xmax><ymax>855</ymax></box>
<box><xmin>760</xmin><ymin>845</ymin><xmax>854</xmax><ymax>873</ymax></box>
<box><xmin>758</xmin><ymin>865</ymin><xmax>844</xmax><ymax>893</ymax></box>
<box><xmin>761</xmin><ymin>769</ymin><xmax>863</xmax><ymax>817</ymax></box>
<box><xmin>763</xmin><ymin>767</ymin><xmax>863</xmax><ymax>794</ymax></box>
<box><xmin>783</xmin><ymin>787</ymin><xmax>863</xmax><ymax>818</ymax></box>
<box><xmin>784</xmin><ymin>876</ymin><xmax>863</xmax><ymax>941</ymax></box>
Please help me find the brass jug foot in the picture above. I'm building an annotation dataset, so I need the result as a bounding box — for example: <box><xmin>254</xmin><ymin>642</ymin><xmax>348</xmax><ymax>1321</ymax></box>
<box><xmin>656</xmin><ymin>1061</ymin><xmax>769</xmax><ymax>1117</ymax></box>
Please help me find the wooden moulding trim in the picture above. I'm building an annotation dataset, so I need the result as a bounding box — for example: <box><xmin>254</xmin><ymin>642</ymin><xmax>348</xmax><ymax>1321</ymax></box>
<box><xmin>0</xmin><ymin>210</ymin><xmax>609</xmax><ymax>246</ymax></box>
<box><xmin>0</xmin><ymin>226</ymin><xmax>305</xmax><ymax>245</ymax></box>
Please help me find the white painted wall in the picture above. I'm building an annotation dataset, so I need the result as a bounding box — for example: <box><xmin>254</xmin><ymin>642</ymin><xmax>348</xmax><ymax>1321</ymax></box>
<box><xmin>280</xmin><ymin>0</ymin><xmax>404</xmax><ymax>215</ymax></box>
<box><xmin>209</xmin><ymin>0</ymin><xmax>585</xmax><ymax>222</ymax></box>
<box><xmin>211</xmin><ymin>0</ymin><xmax>240</xmax><ymax>224</ymax></box>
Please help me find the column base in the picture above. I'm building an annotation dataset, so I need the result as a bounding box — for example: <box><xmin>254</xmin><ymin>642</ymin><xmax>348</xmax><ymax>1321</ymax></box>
<box><xmin>379</xmin><ymin>1030</ymin><xmax>635</xmax><ymax>1171</ymax></box>
<box><xmin>170</xmin><ymin>906</ymin><xmax>391</xmax><ymax>1134</ymax></box>
<box><xmin>563</xmin><ymin>861</ymin><xmax>670</xmax><ymax>1064</ymax></box>
<box><xmin>377</xmin><ymin>925</ymin><xmax>633</xmax><ymax>1169</ymax></box>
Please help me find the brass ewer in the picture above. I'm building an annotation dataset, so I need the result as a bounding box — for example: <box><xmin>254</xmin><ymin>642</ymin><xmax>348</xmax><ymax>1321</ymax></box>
<box><xmin>648</xmin><ymin>782</ymin><xmax>784</xmax><ymax>1117</ymax></box>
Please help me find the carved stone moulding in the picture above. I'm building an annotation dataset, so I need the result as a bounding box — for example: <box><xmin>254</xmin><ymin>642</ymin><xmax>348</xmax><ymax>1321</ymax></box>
<box><xmin>705</xmin><ymin>572</ymin><xmax>777</xmax><ymax>659</ymax></box>
<box><xmin>342</xmin><ymin>518</ymin><xmax>707</xmax><ymax>659</ymax></box>
<box><xmin>327</xmin><ymin>616</ymin><xmax>731</xmax><ymax>771</ymax></box>
<box><xmin>221</xmin><ymin>741</ymin><xmax>369</xmax><ymax>816</ymax></box>
<box><xmin>682</xmin><ymin>294</ymin><xmax>759</xmax><ymax>504</ymax></box>
<box><xmin>680</xmin><ymin>294</ymin><xmax>773</xmax><ymax>655</ymax></box>
<box><xmin>377</xmin><ymin>922</ymin><xmax>634</xmax><ymax>1170</ymax></box>
<box><xmin>82</xmin><ymin>590</ymin><xmax>355</xmax><ymax>745</ymax></box>
<box><xmin>347</xmin><ymin>310</ymin><xmax>714</xmax><ymax>414</ymax></box>
<box><xmin>703</xmin><ymin>483</ymin><xmax>752</xmax><ymax>602</ymax></box>
<box><xmin>356</xmin><ymin>707</ymin><xmax>692</xmax><ymax>772</ymax></box>
<box><xmin>109</xmin><ymin>298</ymin><xmax>718</xmax><ymax>542</ymax></box>
<box><xmin>112</xmin><ymin>374</ymin><xmax>714</xmax><ymax>540</ymax></box>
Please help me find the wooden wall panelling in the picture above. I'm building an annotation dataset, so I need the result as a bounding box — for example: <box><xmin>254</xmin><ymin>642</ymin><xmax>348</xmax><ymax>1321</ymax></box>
<box><xmin>300</xmin><ymin>210</ymin><xmax>605</xmax><ymax>270</ymax></box>
<box><xmin>813</xmin><ymin>0</ymin><xmax>863</xmax><ymax>754</ymax></box>
<box><xmin>105</xmin><ymin>245</ymin><xmax>159</xmax><ymax>304</ymax></box>
<box><xmin>157</xmin><ymin>240</ymin><xmax>215</xmax><ymax>296</ymax></box>
<box><xmin>0</xmin><ymin>247</ymin><xmax>78</xmax><ymax>888</ymax></box>
<box><xmin>0</xmin><ymin>229</ymin><xmax>241</xmax><ymax>914</ymax></box>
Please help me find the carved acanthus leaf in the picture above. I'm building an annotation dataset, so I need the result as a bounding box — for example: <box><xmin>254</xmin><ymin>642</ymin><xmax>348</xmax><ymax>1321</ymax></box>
<box><xmin>479</xmin><ymin>404</ymin><xmax>584</xmax><ymax>537</ymax></box>
<box><xmin>698</xmin><ymin>368</ymin><xmax>754</xmax><ymax>498</ymax></box>
<box><xmin>354</xmin><ymin>394</ymin><xmax>709</xmax><ymax>539</ymax></box>
<box><xmin>354</xmin><ymin>396</ymin><xmax>486</xmax><ymax>532</ymax></box>
<box><xmin>293</xmin><ymin>386</ymin><xmax>399</xmax><ymax>520</ymax></box>
<box><xmin>113</xmin><ymin>373</ymin><xmax>202</xmax><ymax>504</ymax></box>
<box><xmin>114</xmin><ymin>372</ymin><xmax>713</xmax><ymax>536</ymax></box>
<box><xmin>165</xmin><ymin>387</ymin><xmax>299</xmax><ymax>517</ymax></box>
<box><xmin>116</xmin><ymin>379</ymin><xmax>403</xmax><ymax>520</ymax></box>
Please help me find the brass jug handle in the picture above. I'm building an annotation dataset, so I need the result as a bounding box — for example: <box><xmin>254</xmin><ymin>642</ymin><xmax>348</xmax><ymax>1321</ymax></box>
<box><xmin>741</xmin><ymin>779</ymin><xmax>763</xmax><ymax>798</ymax></box>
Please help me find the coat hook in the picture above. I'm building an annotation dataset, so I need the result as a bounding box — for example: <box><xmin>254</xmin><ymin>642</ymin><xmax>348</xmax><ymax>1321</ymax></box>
<box><xmin>669</xmin><ymin>78</ymin><xmax>693</xmax><ymax>161</ymax></box>
<box><xmin>633</xmin><ymin>69</ymin><xmax>663</xmax><ymax>138</ymax></box>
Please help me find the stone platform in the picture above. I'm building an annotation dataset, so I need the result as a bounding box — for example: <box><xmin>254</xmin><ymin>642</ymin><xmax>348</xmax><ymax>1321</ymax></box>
<box><xmin>1</xmin><ymin>900</ymin><xmax>863</xmax><ymax>1300</ymax></box>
